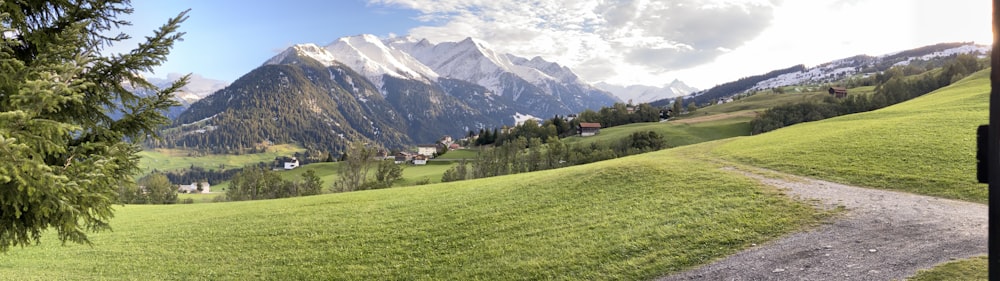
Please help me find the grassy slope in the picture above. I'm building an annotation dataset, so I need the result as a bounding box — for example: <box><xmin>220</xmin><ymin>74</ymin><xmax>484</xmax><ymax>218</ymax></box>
<box><xmin>562</xmin><ymin>118</ymin><xmax>751</xmax><ymax>148</ymax></box>
<box><xmin>908</xmin><ymin>256</ymin><xmax>987</xmax><ymax>281</ymax></box>
<box><xmin>714</xmin><ymin>70</ymin><xmax>990</xmax><ymax>203</ymax></box>
<box><xmin>1</xmin><ymin>144</ymin><xmax>823</xmax><ymax>280</ymax></box>
<box><xmin>138</xmin><ymin>144</ymin><xmax>305</xmax><ymax>174</ymax></box>
<box><xmin>277</xmin><ymin>161</ymin><xmax>456</xmax><ymax>186</ymax></box>
<box><xmin>435</xmin><ymin>149</ymin><xmax>479</xmax><ymax>160</ymax></box>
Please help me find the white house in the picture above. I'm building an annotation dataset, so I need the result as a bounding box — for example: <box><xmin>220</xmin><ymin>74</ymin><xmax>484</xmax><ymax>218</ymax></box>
<box><xmin>177</xmin><ymin>182</ymin><xmax>211</xmax><ymax>194</ymax></box>
<box><xmin>417</xmin><ymin>145</ymin><xmax>437</xmax><ymax>157</ymax></box>
<box><xmin>284</xmin><ymin>157</ymin><xmax>300</xmax><ymax>170</ymax></box>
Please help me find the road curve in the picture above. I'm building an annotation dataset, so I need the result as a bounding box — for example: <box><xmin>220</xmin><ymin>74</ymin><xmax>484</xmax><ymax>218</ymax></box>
<box><xmin>657</xmin><ymin>168</ymin><xmax>987</xmax><ymax>281</ymax></box>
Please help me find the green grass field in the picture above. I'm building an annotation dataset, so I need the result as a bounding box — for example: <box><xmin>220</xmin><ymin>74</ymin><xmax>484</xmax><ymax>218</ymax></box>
<box><xmin>276</xmin><ymin>161</ymin><xmax>456</xmax><ymax>187</ymax></box>
<box><xmin>434</xmin><ymin>148</ymin><xmax>479</xmax><ymax>160</ymax></box>
<box><xmin>0</xmin><ymin>143</ymin><xmax>825</xmax><ymax>280</ymax></box>
<box><xmin>714</xmin><ymin>69</ymin><xmax>990</xmax><ymax>203</ymax></box>
<box><xmin>138</xmin><ymin>144</ymin><xmax>305</xmax><ymax>175</ymax></box>
<box><xmin>562</xmin><ymin>118</ymin><xmax>751</xmax><ymax>148</ymax></box>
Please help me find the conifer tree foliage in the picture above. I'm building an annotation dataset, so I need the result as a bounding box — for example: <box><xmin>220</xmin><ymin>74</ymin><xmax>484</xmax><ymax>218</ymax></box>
<box><xmin>0</xmin><ymin>0</ymin><xmax>188</xmax><ymax>251</ymax></box>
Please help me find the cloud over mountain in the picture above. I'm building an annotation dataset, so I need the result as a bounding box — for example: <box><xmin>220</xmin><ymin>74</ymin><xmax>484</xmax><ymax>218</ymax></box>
<box><xmin>370</xmin><ymin>0</ymin><xmax>777</xmax><ymax>86</ymax></box>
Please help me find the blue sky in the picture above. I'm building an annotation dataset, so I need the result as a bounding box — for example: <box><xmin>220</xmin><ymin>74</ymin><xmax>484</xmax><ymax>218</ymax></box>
<box><xmin>119</xmin><ymin>0</ymin><xmax>992</xmax><ymax>89</ymax></box>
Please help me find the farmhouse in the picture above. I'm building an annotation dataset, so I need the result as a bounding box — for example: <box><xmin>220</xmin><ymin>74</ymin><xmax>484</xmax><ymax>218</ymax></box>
<box><xmin>828</xmin><ymin>86</ymin><xmax>848</xmax><ymax>98</ymax></box>
<box><xmin>394</xmin><ymin>152</ymin><xmax>414</xmax><ymax>164</ymax></box>
<box><xmin>177</xmin><ymin>182</ymin><xmax>211</xmax><ymax>194</ymax></box>
<box><xmin>412</xmin><ymin>154</ymin><xmax>429</xmax><ymax>165</ymax></box>
<box><xmin>578</xmin><ymin>123</ymin><xmax>602</xmax><ymax>137</ymax></box>
<box><xmin>284</xmin><ymin>157</ymin><xmax>300</xmax><ymax>170</ymax></box>
<box><xmin>417</xmin><ymin>144</ymin><xmax>437</xmax><ymax>157</ymax></box>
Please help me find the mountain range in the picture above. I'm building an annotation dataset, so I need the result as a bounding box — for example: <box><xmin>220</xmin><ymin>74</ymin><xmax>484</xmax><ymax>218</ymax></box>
<box><xmin>161</xmin><ymin>34</ymin><xmax>622</xmax><ymax>152</ymax></box>
<box><xmin>594</xmin><ymin>79</ymin><xmax>697</xmax><ymax>103</ymax></box>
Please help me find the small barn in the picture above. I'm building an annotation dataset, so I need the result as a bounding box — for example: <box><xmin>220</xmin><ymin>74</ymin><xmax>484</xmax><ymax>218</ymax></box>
<box><xmin>578</xmin><ymin>123</ymin><xmax>602</xmax><ymax>137</ymax></box>
<box><xmin>828</xmin><ymin>86</ymin><xmax>848</xmax><ymax>98</ymax></box>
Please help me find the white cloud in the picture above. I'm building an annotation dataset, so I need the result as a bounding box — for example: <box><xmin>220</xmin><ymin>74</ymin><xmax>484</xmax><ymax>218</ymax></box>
<box><xmin>371</xmin><ymin>0</ymin><xmax>990</xmax><ymax>88</ymax></box>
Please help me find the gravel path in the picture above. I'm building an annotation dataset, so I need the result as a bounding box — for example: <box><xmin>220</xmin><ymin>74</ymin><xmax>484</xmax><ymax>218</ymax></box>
<box><xmin>657</xmin><ymin>168</ymin><xmax>987</xmax><ymax>281</ymax></box>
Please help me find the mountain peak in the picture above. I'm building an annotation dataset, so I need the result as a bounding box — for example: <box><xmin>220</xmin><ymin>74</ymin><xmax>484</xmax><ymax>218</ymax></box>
<box><xmin>323</xmin><ymin>34</ymin><xmax>438</xmax><ymax>90</ymax></box>
<box><xmin>264</xmin><ymin>43</ymin><xmax>337</xmax><ymax>66</ymax></box>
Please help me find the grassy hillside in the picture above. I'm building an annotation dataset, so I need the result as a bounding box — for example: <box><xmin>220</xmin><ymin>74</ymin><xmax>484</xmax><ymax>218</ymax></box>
<box><xmin>276</xmin><ymin>161</ymin><xmax>456</xmax><ymax>186</ymax></box>
<box><xmin>562</xmin><ymin>118</ymin><xmax>751</xmax><ymax>148</ymax></box>
<box><xmin>2</xmin><ymin>144</ymin><xmax>824</xmax><ymax>280</ymax></box>
<box><xmin>714</xmin><ymin>69</ymin><xmax>990</xmax><ymax>202</ymax></box>
<box><xmin>138</xmin><ymin>144</ymin><xmax>305</xmax><ymax>174</ymax></box>
<box><xmin>680</xmin><ymin>85</ymin><xmax>875</xmax><ymax>118</ymax></box>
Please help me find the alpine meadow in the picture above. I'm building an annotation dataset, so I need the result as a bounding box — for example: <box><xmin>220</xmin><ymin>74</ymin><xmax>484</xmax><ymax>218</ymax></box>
<box><xmin>0</xmin><ymin>0</ymin><xmax>992</xmax><ymax>280</ymax></box>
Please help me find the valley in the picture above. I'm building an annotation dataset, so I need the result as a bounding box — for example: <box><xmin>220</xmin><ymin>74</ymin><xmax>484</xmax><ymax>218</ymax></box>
<box><xmin>7</xmin><ymin>63</ymin><xmax>990</xmax><ymax>279</ymax></box>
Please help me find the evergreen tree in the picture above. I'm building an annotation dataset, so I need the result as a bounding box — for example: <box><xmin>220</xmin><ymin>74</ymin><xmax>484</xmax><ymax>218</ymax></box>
<box><xmin>0</xmin><ymin>1</ymin><xmax>188</xmax><ymax>250</ymax></box>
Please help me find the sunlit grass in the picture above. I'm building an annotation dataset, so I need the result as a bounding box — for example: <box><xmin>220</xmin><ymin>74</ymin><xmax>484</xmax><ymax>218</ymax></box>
<box><xmin>138</xmin><ymin>144</ymin><xmax>305</xmax><ymax>175</ymax></box>
<box><xmin>714</xmin><ymin>70</ymin><xmax>990</xmax><ymax>203</ymax></box>
<box><xmin>1</xmin><ymin>143</ymin><xmax>825</xmax><ymax>280</ymax></box>
<box><xmin>908</xmin><ymin>256</ymin><xmax>987</xmax><ymax>281</ymax></box>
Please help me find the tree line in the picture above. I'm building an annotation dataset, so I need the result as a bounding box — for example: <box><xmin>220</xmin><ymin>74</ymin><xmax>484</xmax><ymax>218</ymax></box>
<box><xmin>443</xmin><ymin>131</ymin><xmax>666</xmax><ymax>182</ymax></box>
<box><xmin>471</xmin><ymin>102</ymin><xmax>665</xmax><ymax>147</ymax></box>
<box><xmin>225</xmin><ymin>167</ymin><xmax>324</xmax><ymax>201</ymax></box>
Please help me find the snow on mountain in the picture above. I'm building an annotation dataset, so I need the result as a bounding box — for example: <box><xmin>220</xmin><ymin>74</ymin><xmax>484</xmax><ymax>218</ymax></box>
<box><xmin>147</xmin><ymin>73</ymin><xmax>230</xmax><ymax>100</ymax></box>
<box><xmin>893</xmin><ymin>44</ymin><xmax>990</xmax><ymax>66</ymax></box>
<box><xmin>513</xmin><ymin>112</ymin><xmax>542</xmax><ymax>126</ymax></box>
<box><xmin>387</xmin><ymin>36</ymin><xmax>559</xmax><ymax>96</ymax></box>
<box><xmin>596</xmin><ymin>79</ymin><xmax>697</xmax><ymax>103</ymax></box>
<box><xmin>265</xmin><ymin>43</ymin><xmax>338</xmax><ymax>66</ymax></box>
<box><xmin>749</xmin><ymin>43</ymin><xmax>989</xmax><ymax>92</ymax></box>
<box><xmin>323</xmin><ymin>34</ymin><xmax>438</xmax><ymax>92</ymax></box>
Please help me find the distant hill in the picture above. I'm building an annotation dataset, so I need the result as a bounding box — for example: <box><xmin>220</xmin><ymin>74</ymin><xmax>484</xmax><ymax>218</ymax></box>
<box><xmin>161</xmin><ymin>35</ymin><xmax>619</xmax><ymax>153</ymax></box>
<box><xmin>652</xmin><ymin>42</ymin><xmax>989</xmax><ymax>108</ymax></box>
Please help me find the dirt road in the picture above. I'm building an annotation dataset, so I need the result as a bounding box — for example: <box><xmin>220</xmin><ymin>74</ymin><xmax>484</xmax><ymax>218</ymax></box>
<box><xmin>657</xmin><ymin>168</ymin><xmax>987</xmax><ymax>280</ymax></box>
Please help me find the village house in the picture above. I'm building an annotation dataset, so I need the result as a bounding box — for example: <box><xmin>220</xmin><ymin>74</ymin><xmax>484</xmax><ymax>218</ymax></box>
<box><xmin>177</xmin><ymin>182</ymin><xmax>211</xmax><ymax>194</ymax></box>
<box><xmin>394</xmin><ymin>152</ymin><xmax>414</xmax><ymax>164</ymax></box>
<box><xmin>412</xmin><ymin>154</ymin><xmax>429</xmax><ymax>165</ymax></box>
<box><xmin>417</xmin><ymin>144</ymin><xmax>437</xmax><ymax>157</ymax></box>
<box><xmin>578</xmin><ymin>123</ymin><xmax>602</xmax><ymax>137</ymax></box>
<box><xmin>828</xmin><ymin>86</ymin><xmax>848</xmax><ymax>98</ymax></box>
<box><xmin>284</xmin><ymin>157</ymin><xmax>300</xmax><ymax>170</ymax></box>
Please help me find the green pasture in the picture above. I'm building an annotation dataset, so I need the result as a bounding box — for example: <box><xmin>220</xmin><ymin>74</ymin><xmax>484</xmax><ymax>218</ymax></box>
<box><xmin>1</xmin><ymin>143</ymin><xmax>825</xmax><ymax>280</ymax></box>
<box><xmin>562</xmin><ymin>118</ymin><xmax>751</xmax><ymax>148</ymax></box>
<box><xmin>276</xmin><ymin>161</ymin><xmax>456</xmax><ymax>187</ymax></box>
<box><xmin>137</xmin><ymin>144</ymin><xmax>305</xmax><ymax>175</ymax></box>
<box><xmin>714</xmin><ymin>69</ymin><xmax>990</xmax><ymax>203</ymax></box>
<box><xmin>435</xmin><ymin>149</ymin><xmax>479</xmax><ymax>160</ymax></box>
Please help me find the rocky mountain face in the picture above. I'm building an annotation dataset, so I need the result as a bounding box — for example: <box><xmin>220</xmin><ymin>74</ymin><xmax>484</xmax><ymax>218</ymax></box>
<box><xmin>164</xmin><ymin>35</ymin><xmax>620</xmax><ymax>152</ymax></box>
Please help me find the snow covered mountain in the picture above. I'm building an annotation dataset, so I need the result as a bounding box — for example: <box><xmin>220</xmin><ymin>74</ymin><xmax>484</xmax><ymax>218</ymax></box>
<box><xmin>595</xmin><ymin>79</ymin><xmax>697</xmax><ymax>103</ymax></box>
<box><xmin>169</xmin><ymin>34</ymin><xmax>620</xmax><ymax>151</ymax></box>
<box><xmin>265</xmin><ymin>34</ymin><xmax>618</xmax><ymax>121</ymax></box>
<box><xmin>749</xmin><ymin>42</ymin><xmax>989</xmax><ymax>91</ymax></box>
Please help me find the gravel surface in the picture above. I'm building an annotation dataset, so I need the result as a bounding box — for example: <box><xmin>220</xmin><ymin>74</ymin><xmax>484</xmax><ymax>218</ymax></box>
<box><xmin>657</xmin><ymin>168</ymin><xmax>987</xmax><ymax>281</ymax></box>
